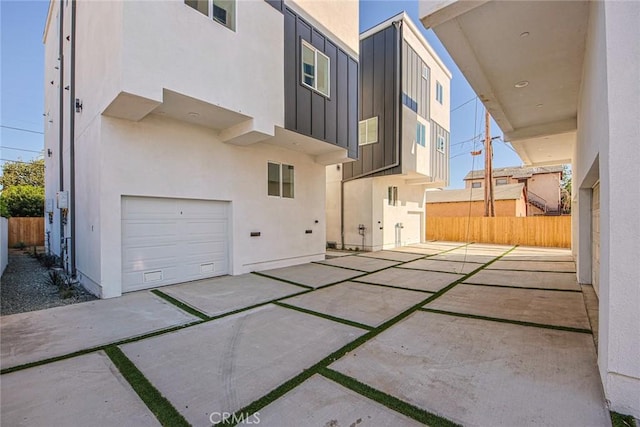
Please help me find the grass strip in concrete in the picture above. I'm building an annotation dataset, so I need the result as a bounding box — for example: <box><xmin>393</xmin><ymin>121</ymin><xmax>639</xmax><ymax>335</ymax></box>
<box><xmin>221</xmin><ymin>246</ymin><xmax>515</xmax><ymax>426</ymax></box>
<box><xmin>347</xmin><ymin>280</ymin><xmax>436</xmax><ymax>295</ymax></box>
<box><xmin>463</xmin><ymin>282</ymin><xmax>583</xmax><ymax>293</ymax></box>
<box><xmin>319</xmin><ymin>367</ymin><xmax>461</xmax><ymax>427</ymax></box>
<box><xmin>151</xmin><ymin>289</ymin><xmax>210</xmax><ymax>320</ymax></box>
<box><xmin>251</xmin><ymin>271</ymin><xmax>315</xmax><ymax>289</ymax></box>
<box><xmin>274</xmin><ymin>302</ymin><xmax>373</xmax><ymax>331</ymax></box>
<box><xmin>311</xmin><ymin>261</ymin><xmax>372</xmax><ymax>273</ymax></box>
<box><xmin>104</xmin><ymin>346</ymin><xmax>189</xmax><ymax>427</ymax></box>
<box><xmin>419</xmin><ymin>308</ymin><xmax>592</xmax><ymax>334</ymax></box>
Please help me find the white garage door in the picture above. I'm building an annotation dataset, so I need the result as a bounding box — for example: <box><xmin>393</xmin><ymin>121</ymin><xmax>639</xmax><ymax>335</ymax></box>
<box><xmin>122</xmin><ymin>196</ymin><xmax>230</xmax><ymax>292</ymax></box>
<box><xmin>591</xmin><ymin>182</ymin><xmax>600</xmax><ymax>297</ymax></box>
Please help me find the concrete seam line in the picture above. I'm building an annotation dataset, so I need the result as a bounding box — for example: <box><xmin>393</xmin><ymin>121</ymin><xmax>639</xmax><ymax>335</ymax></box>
<box><xmin>104</xmin><ymin>346</ymin><xmax>190</xmax><ymax>427</ymax></box>
<box><xmin>483</xmin><ymin>268</ymin><xmax>577</xmax><ymax>274</ymax></box>
<box><xmin>274</xmin><ymin>301</ymin><xmax>374</xmax><ymax>331</ymax></box>
<box><xmin>418</xmin><ymin>308</ymin><xmax>593</xmax><ymax>334</ymax></box>
<box><xmin>310</xmin><ymin>261</ymin><xmax>373</xmax><ymax>273</ymax></box>
<box><xmin>319</xmin><ymin>367</ymin><xmax>462</xmax><ymax>427</ymax></box>
<box><xmin>151</xmin><ymin>289</ymin><xmax>210</xmax><ymax>321</ymax></box>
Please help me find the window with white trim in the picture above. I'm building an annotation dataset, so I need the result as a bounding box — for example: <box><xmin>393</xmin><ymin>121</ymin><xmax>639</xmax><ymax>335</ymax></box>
<box><xmin>359</xmin><ymin>117</ymin><xmax>378</xmax><ymax>146</ymax></box>
<box><xmin>436</xmin><ymin>135</ymin><xmax>445</xmax><ymax>153</ymax></box>
<box><xmin>435</xmin><ymin>81</ymin><xmax>443</xmax><ymax>104</ymax></box>
<box><xmin>416</xmin><ymin>122</ymin><xmax>426</xmax><ymax>147</ymax></box>
<box><xmin>185</xmin><ymin>0</ymin><xmax>236</xmax><ymax>31</ymax></box>
<box><xmin>301</xmin><ymin>41</ymin><xmax>330</xmax><ymax>97</ymax></box>
<box><xmin>472</xmin><ymin>182</ymin><xmax>482</xmax><ymax>188</ymax></box>
<box><xmin>268</xmin><ymin>162</ymin><xmax>294</xmax><ymax>198</ymax></box>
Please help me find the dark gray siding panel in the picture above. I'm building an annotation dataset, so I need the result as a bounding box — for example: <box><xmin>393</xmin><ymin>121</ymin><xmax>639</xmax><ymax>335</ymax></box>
<box><xmin>283</xmin><ymin>7</ymin><xmax>358</xmax><ymax>158</ymax></box>
<box><xmin>344</xmin><ymin>25</ymin><xmax>400</xmax><ymax>180</ymax></box>
<box><xmin>264</xmin><ymin>0</ymin><xmax>283</xmax><ymax>12</ymax></box>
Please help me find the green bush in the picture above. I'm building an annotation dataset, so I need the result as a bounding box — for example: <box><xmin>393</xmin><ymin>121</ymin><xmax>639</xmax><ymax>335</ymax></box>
<box><xmin>0</xmin><ymin>185</ymin><xmax>44</xmax><ymax>217</ymax></box>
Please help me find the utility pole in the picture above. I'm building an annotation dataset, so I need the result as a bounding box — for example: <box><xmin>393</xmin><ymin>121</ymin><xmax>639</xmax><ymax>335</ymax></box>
<box><xmin>484</xmin><ymin>109</ymin><xmax>495</xmax><ymax>217</ymax></box>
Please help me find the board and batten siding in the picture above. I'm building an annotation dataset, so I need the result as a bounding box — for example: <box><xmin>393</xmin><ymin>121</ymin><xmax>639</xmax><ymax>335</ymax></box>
<box><xmin>430</xmin><ymin>120</ymin><xmax>449</xmax><ymax>185</ymax></box>
<box><xmin>283</xmin><ymin>7</ymin><xmax>358</xmax><ymax>159</ymax></box>
<box><xmin>343</xmin><ymin>24</ymin><xmax>400</xmax><ymax>180</ymax></box>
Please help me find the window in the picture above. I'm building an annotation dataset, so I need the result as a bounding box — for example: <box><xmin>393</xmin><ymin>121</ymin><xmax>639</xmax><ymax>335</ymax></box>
<box><xmin>185</xmin><ymin>0</ymin><xmax>236</xmax><ymax>31</ymax></box>
<box><xmin>472</xmin><ymin>182</ymin><xmax>482</xmax><ymax>188</ymax></box>
<box><xmin>496</xmin><ymin>178</ymin><xmax>508</xmax><ymax>186</ymax></box>
<box><xmin>359</xmin><ymin>117</ymin><xmax>378</xmax><ymax>146</ymax></box>
<box><xmin>388</xmin><ymin>186</ymin><xmax>398</xmax><ymax>206</ymax></box>
<box><xmin>416</xmin><ymin>122</ymin><xmax>426</xmax><ymax>147</ymax></box>
<box><xmin>301</xmin><ymin>41</ymin><xmax>330</xmax><ymax>97</ymax></box>
<box><xmin>435</xmin><ymin>81</ymin><xmax>443</xmax><ymax>104</ymax></box>
<box><xmin>436</xmin><ymin>135</ymin><xmax>445</xmax><ymax>153</ymax></box>
<box><xmin>422</xmin><ymin>64</ymin><xmax>429</xmax><ymax>80</ymax></box>
<box><xmin>268</xmin><ymin>162</ymin><xmax>294</xmax><ymax>198</ymax></box>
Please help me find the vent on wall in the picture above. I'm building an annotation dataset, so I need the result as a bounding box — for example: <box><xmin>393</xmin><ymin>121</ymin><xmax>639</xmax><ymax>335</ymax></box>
<box><xmin>144</xmin><ymin>270</ymin><xmax>163</xmax><ymax>283</ymax></box>
<box><xmin>200</xmin><ymin>262</ymin><xmax>215</xmax><ymax>274</ymax></box>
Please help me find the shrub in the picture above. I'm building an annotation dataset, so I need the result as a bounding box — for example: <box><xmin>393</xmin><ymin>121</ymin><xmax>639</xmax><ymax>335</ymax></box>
<box><xmin>12</xmin><ymin>241</ymin><xmax>26</xmax><ymax>249</ymax></box>
<box><xmin>0</xmin><ymin>185</ymin><xmax>44</xmax><ymax>217</ymax></box>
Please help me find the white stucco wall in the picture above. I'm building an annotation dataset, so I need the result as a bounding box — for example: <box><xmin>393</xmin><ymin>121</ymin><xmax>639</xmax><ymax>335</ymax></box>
<box><xmin>342</xmin><ymin>177</ymin><xmax>373</xmax><ymax>250</ymax></box>
<box><xmin>341</xmin><ymin>176</ymin><xmax>426</xmax><ymax>251</ymax></box>
<box><xmin>120</xmin><ymin>0</ymin><xmax>284</xmax><ymax>135</ymax></box>
<box><xmin>92</xmin><ymin>114</ymin><xmax>326</xmax><ymax>297</ymax></box>
<box><xmin>575</xmin><ymin>0</ymin><xmax>640</xmax><ymax>417</ymax></box>
<box><xmin>325</xmin><ymin>164</ymin><xmax>343</xmax><ymax>246</ymax></box>
<box><xmin>402</xmin><ymin>19</ymin><xmax>451</xmax><ymax>131</ymax></box>
<box><xmin>375</xmin><ymin>177</ymin><xmax>426</xmax><ymax>250</ymax></box>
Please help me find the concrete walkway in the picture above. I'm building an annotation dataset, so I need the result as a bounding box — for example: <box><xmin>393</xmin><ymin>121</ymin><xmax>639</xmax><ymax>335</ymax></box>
<box><xmin>0</xmin><ymin>242</ymin><xmax>611</xmax><ymax>426</ymax></box>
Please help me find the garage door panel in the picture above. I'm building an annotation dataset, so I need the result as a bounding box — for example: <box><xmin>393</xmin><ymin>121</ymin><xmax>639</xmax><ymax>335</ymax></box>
<box><xmin>122</xmin><ymin>197</ymin><xmax>230</xmax><ymax>292</ymax></box>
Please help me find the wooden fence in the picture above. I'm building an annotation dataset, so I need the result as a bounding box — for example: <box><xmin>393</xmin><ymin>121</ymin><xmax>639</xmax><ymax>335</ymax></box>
<box><xmin>8</xmin><ymin>217</ymin><xmax>44</xmax><ymax>247</ymax></box>
<box><xmin>426</xmin><ymin>216</ymin><xmax>571</xmax><ymax>248</ymax></box>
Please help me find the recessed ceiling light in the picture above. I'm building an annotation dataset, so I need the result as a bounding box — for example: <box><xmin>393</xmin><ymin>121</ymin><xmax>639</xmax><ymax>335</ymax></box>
<box><xmin>520</xmin><ymin>31</ymin><xmax>530</xmax><ymax>38</ymax></box>
<box><xmin>515</xmin><ymin>80</ymin><xmax>529</xmax><ymax>88</ymax></box>
<box><xmin>187</xmin><ymin>112</ymin><xmax>200</xmax><ymax>118</ymax></box>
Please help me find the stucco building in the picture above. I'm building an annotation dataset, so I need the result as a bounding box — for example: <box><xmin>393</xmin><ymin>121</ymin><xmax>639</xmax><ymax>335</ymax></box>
<box><xmin>426</xmin><ymin>183</ymin><xmax>527</xmax><ymax>217</ymax></box>
<box><xmin>43</xmin><ymin>0</ymin><xmax>359</xmax><ymax>297</ymax></box>
<box><xmin>326</xmin><ymin>12</ymin><xmax>451</xmax><ymax>251</ymax></box>
<box><xmin>464</xmin><ymin>165</ymin><xmax>564</xmax><ymax>215</ymax></box>
<box><xmin>420</xmin><ymin>0</ymin><xmax>639</xmax><ymax>417</ymax></box>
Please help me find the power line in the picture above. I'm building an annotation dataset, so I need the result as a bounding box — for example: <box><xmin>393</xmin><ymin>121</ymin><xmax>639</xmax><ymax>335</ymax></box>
<box><xmin>0</xmin><ymin>158</ymin><xmax>39</xmax><ymax>164</ymax></box>
<box><xmin>451</xmin><ymin>96</ymin><xmax>478</xmax><ymax>113</ymax></box>
<box><xmin>1</xmin><ymin>146</ymin><xmax>43</xmax><ymax>154</ymax></box>
<box><xmin>0</xmin><ymin>125</ymin><xmax>44</xmax><ymax>135</ymax></box>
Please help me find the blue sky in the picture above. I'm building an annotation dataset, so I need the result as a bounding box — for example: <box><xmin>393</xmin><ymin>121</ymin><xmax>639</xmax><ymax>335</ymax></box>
<box><xmin>0</xmin><ymin>0</ymin><xmax>522</xmax><ymax>188</ymax></box>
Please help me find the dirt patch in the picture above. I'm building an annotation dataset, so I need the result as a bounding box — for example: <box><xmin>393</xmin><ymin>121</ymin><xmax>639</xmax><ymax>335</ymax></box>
<box><xmin>1</xmin><ymin>249</ymin><xmax>96</xmax><ymax>316</ymax></box>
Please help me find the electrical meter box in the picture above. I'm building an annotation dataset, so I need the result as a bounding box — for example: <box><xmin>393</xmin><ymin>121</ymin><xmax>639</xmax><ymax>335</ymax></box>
<box><xmin>57</xmin><ymin>191</ymin><xmax>69</xmax><ymax>209</ymax></box>
<box><xmin>45</xmin><ymin>198</ymin><xmax>54</xmax><ymax>213</ymax></box>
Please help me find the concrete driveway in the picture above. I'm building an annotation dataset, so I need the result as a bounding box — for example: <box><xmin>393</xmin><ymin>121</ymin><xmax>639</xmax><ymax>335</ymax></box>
<box><xmin>0</xmin><ymin>242</ymin><xmax>611</xmax><ymax>426</ymax></box>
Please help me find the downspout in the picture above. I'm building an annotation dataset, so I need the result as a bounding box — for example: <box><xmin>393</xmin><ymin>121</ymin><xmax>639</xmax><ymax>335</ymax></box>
<box><xmin>69</xmin><ymin>0</ymin><xmax>77</xmax><ymax>276</ymax></box>
<box><xmin>58</xmin><ymin>0</ymin><xmax>65</xmax><ymax>260</ymax></box>
<box><xmin>340</xmin><ymin>19</ymin><xmax>404</xmax><ymax>249</ymax></box>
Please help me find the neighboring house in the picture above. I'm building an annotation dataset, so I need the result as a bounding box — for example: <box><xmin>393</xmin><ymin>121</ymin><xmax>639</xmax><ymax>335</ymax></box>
<box><xmin>326</xmin><ymin>12</ymin><xmax>451</xmax><ymax>251</ymax></box>
<box><xmin>43</xmin><ymin>0</ymin><xmax>359</xmax><ymax>298</ymax></box>
<box><xmin>426</xmin><ymin>183</ymin><xmax>527</xmax><ymax>217</ymax></box>
<box><xmin>420</xmin><ymin>0</ymin><xmax>639</xmax><ymax>417</ymax></box>
<box><xmin>464</xmin><ymin>165</ymin><xmax>564</xmax><ymax>215</ymax></box>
